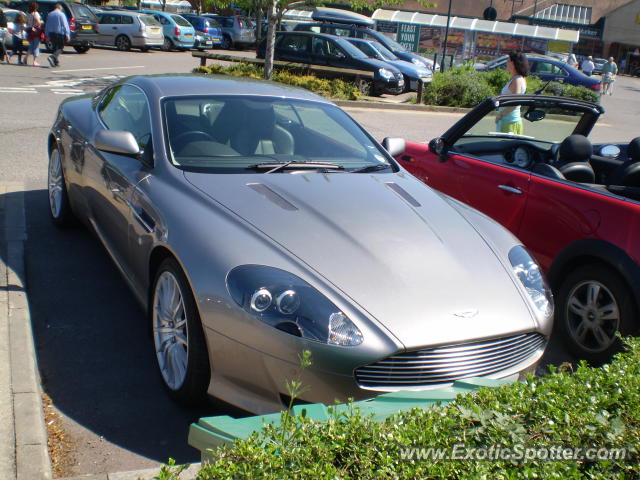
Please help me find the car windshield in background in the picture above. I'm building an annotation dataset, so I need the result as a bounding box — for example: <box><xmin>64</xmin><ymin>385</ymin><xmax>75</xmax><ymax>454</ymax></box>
<box><xmin>336</xmin><ymin>39</ymin><xmax>368</xmax><ymax>59</ymax></box>
<box><xmin>70</xmin><ymin>4</ymin><xmax>98</xmax><ymax>21</ymax></box>
<box><xmin>372</xmin><ymin>41</ymin><xmax>399</xmax><ymax>61</ymax></box>
<box><xmin>140</xmin><ymin>14</ymin><xmax>161</xmax><ymax>26</ymax></box>
<box><xmin>376</xmin><ymin>34</ymin><xmax>407</xmax><ymax>53</ymax></box>
<box><xmin>164</xmin><ymin>96</ymin><xmax>392</xmax><ymax>172</ymax></box>
<box><xmin>457</xmin><ymin>103</ymin><xmax>586</xmax><ymax>146</ymax></box>
<box><xmin>172</xmin><ymin>15</ymin><xmax>191</xmax><ymax>27</ymax></box>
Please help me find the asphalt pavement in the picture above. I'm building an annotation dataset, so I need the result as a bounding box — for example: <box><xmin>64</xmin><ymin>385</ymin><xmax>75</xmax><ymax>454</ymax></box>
<box><xmin>1</xmin><ymin>46</ymin><xmax>640</xmax><ymax>477</ymax></box>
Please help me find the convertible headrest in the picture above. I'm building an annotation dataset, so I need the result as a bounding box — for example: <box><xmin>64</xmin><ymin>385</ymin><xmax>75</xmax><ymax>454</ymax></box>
<box><xmin>558</xmin><ymin>134</ymin><xmax>592</xmax><ymax>165</ymax></box>
<box><xmin>628</xmin><ymin>137</ymin><xmax>640</xmax><ymax>161</ymax></box>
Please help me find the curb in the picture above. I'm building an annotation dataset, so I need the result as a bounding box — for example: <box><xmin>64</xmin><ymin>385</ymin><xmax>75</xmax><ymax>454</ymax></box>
<box><xmin>334</xmin><ymin>99</ymin><xmax>470</xmax><ymax>113</ymax></box>
<box><xmin>1</xmin><ymin>183</ymin><xmax>52</xmax><ymax>480</ymax></box>
<box><xmin>60</xmin><ymin>462</ymin><xmax>201</xmax><ymax>480</ymax></box>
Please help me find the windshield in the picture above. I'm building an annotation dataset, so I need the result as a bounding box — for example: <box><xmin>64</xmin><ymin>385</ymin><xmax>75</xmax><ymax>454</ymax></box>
<box><xmin>172</xmin><ymin>15</ymin><xmax>191</xmax><ymax>27</ymax></box>
<box><xmin>374</xmin><ymin>33</ymin><xmax>407</xmax><ymax>53</ymax></box>
<box><xmin>336</xmin><ymin>39</ymin><xmax>368</xmax><ymax>59</ymax></box>
<box><xmin>455</xmin><ymin>103</ymin><xmax>587</xmax><ymax>147</ymax></box>
<box><xmin>351</xmin><ymin>41</ymin><xmax>377</xmax><ymax>58</ymax></box>
<box><xmin>164</xmin><ymin>96</ymin><xmax>392</xmax><ymax>172</ymax></box>
<box><xmin>140</xmin><ymin>14</ymin><xmax>161</xmax><ymax>26</ymax></box>
<box><xmin>372</xmin><ymin>41</ymin><xmax>398</xmax><ymax>61</ymax></box>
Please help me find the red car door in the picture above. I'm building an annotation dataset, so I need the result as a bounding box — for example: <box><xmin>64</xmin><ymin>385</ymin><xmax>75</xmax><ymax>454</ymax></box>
<box><xmin>400</xmin><ymin>143</ymin><xmax>531</xmax><ymax>234</ymax></box>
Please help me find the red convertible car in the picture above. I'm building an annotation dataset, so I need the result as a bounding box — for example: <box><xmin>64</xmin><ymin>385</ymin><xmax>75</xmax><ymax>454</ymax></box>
<box><xmin>396</xmin><ymin>94</ymin><xmax>640</xmax><ymax>363</ymax></box>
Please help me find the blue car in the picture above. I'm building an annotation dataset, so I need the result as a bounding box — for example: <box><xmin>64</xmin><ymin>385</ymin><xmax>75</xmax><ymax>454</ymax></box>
<box><xmin>142</xmin><ymin>10</ymin><xmax>195</xmax><ymax>51</ymax></box>
<box><xmin>476</xmin><ymin>54</ymin><xmax>601</xmax><ymax>93</ymax></box>
<box><xmin>181</xmin><ymin>14</ymin><xmax>223</xmax><ymax>50</ymax></box>
<box><xmin>346</xmin><ymin>38</ymin><xmax>431</xmax><ymax>92</ymax></box>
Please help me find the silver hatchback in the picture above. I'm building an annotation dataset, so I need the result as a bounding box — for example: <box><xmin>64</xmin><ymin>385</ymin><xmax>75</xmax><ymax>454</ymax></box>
<box><xmin>96</xmin><ymin>11</ymin><xmax>163</xmax><ymax>51</ymax></box>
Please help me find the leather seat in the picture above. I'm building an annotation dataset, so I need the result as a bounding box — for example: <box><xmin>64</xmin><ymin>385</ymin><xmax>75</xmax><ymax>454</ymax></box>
<box><xmin>607</xmin><ymin>137</ymin><xmax>640</xmax><ymax>187</ymax></box>
<box><xmin>555</xmin><ymin>134</ymin><xmax>595</xmax><ymax>183</ymax></box>
<box><xmin>532</xmin><ymin>162</ymin><xmax>565</xmax><ymax>180</ymax></box>
<box><xmin>231</xmin><ymin>105</ymin><xmax>294</xmax><ymax>156</ymax></box>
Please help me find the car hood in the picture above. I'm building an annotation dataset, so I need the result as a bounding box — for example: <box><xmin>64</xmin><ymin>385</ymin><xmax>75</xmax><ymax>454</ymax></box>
<box><xmin>387</xmin><ymin>59</ymin><xmax>430</xmax><ymax>77</ymax></box>
<box><xmin>184</xmin><ymin>171</ymin><xmax>537</xmax><ymax>348</ymax></box>
<box><xmin>356</xmin><ymin>57</ymin><xmax>402</xmax><ymax>74</ymax></box>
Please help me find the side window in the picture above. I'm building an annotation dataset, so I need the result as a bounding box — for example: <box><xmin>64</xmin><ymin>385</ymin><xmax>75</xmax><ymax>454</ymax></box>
<box><xmin>326</xmin><ymin>40</ymin><xmax>345</xmax><ymax>58</ymax></box>
<box><xmin>311</xmin><ymin>37</ymin><xmax>326</xmax><ymax>56</ymax></box>
<box><xmin>99</xmin><ymin>85</ymin><xmax>151</xmax><ymax>148</ymax></box>
<box><xmin>534</xmin><ymin>62</ymin><xmax>553</xmax><ymax>74</ymax></box>
<box><xmin>280</xmin><ymin>35</ymin><xmax>310</xmax><ymax>53</ymax></box>
<box><xmin>122</xmin><ymin>16</ymin><xmax>133</xmax><ymax>25</ymax></box>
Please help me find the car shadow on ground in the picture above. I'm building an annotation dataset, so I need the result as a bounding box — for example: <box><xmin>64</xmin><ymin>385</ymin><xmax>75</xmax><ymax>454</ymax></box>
<box><xmin>22</xmin><ymin>188</ymin><xmax>249</xmax><ymax>468</ymax></box>
<box><xmin>17</xmin><ymin>187</ymin><xmax>577</xmax><ymax>468</ymax></box>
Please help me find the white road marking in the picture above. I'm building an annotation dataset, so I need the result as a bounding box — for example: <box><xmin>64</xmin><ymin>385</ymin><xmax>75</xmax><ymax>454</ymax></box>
<box><xmin>51</xmin><ymin>66</ymin><xmax>145</xmax><ymax>73</ymax></box>
<box><xmin>0</xmin><ymin>88</ymin><xmax>37</xmax><ymax>93</ymax></box>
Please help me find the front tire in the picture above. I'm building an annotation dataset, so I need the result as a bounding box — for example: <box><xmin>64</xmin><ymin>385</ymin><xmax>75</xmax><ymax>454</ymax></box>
<box><xmin>115</xmin><ymin>35</ymin><xmax>131</xmax><ymax>51</ymax></box>
<box><xmin>151</xmin><ymin>258</ymin><xmax>210</xmax><ymax>406</ymax></box>
<box><xmin>73</xmin><ymin>45</ymin><xmax>90</xmax><ymax>53</ymax></box>
<box><xmin>556</xmin><ymin>264</ymin><xmax>636</xmax><ymax>364</ymax></box>
<box><xmin>48</xmin><ymin>146</ymin><xmax>75</xmax><ymax>227</ymax></box>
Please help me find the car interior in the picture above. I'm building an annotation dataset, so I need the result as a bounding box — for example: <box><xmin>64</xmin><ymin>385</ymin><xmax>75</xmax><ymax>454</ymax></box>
<box><xmin>449</xmin><ymin>105</ymin><xmax>640</xmax><ymax>200</ymax></box>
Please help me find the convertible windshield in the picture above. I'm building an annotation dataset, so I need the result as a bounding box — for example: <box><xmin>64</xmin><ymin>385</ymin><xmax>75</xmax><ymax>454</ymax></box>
<box><xmin>164</xmin><ymin>96</ymin><xmax>393</xmax><ymax>172</ymax></box>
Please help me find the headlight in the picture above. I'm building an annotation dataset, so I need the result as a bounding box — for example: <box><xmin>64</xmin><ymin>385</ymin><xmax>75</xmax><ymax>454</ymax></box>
<box><xmin>508</xmin><ymin>246</ymin><xmax>553</xmax><ymax>319</ymax></box>
<box><xmin>227</xmin><ymin>265</ymin><xmax>363</xmax><ymax>346</ymax></box>
<box><xmin>378</xmin><ymin>68</ymin><xmax>394</xmax><ymax>80</ymax></box>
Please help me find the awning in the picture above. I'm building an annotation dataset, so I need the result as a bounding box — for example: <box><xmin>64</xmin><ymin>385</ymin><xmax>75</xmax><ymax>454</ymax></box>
<box><xmin>372</xmin><ymin>9</ymin><xmax>580</xmax><ymax>43</ymax></box>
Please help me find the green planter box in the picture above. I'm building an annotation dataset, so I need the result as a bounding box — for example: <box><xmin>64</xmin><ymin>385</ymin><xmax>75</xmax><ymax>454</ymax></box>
<box><xmin>188</xmin><ymin>377</ymin><xmax>512</xmax><ymax>462</ymax></box>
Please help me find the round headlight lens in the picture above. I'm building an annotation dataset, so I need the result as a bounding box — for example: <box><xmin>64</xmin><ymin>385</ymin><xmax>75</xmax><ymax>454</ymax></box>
<box><xmin>276</xmin><ymin>289</ymin><xmax>300</xmax><ymax>315</ymax></box>
<box><xmin>378</xmin><ymin>68</ymin><xmax>394</xmax><ymax>80</ymax></box>
<box><xmin>250</xmin><ymin>288</ymin><xmax>272</xmax><ymax>312</ymax></box>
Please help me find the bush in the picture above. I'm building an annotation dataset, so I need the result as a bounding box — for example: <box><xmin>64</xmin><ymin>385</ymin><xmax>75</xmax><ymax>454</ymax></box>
<box><xmin>194</xmin><ymin>64</ymin><xmax>360</xmax><ymax>100</ymax></box>
<box><xmin>424</xmin><ymin>67</ymin><xmax>600</xmax><ymax>106</ymax></box>
<box><xmin>161</xmin><ymin>339</ymin><xmax>640</xmax><ymax>479</ymax></box>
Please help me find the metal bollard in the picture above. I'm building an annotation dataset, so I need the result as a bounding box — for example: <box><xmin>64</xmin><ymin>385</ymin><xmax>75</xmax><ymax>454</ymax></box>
<box><xmin>416</xmin><ymin>79</ymin><xmax>424</xmax><ymax>104</ymax></box>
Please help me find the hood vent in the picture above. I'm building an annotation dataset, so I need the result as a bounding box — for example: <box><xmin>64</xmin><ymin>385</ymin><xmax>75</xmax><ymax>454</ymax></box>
<box><xmin>246</xmin><ymin>183</ymin><xmax>298</xmax><ymax>211</ymax></box>
<box><xmin>385</xmin><ymin>182</ymin><xmax>421</xmax><ymax>207</ymax></box>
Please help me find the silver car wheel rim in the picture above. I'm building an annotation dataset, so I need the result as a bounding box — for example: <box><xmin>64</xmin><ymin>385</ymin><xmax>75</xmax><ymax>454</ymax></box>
<box><xmin>117</xmin><ymin>37</ymin><xmax>128</xmax><ymax>50</ymax></box>
<box><xmin>48</xmin><ymin>150</ymin><xmax>63</xmax><ymax>218</ymax></box>
<box><xmin>566</xmin><ymin>280</ymin><xmax>620</xmax><ymax>353</ymax></box>
<box><xmin>153</xmin><ymin>271</ymin><xmax>189</xmax><ymax>390</ymax></box>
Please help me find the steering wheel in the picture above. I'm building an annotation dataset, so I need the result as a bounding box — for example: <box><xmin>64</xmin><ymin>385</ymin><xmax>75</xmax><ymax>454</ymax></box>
<box><xmin>172</xmin><ymin>131</ymin><xmax>214</xmax><ymax>148</ymax></box>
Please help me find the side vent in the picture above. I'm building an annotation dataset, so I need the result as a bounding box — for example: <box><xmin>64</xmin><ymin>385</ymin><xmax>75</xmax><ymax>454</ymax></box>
<box><xmin>246</xmin><ymin>183</ymin><xmax>298</xmax><ymax>211</ymax></box>
<box><xmin>385</xmin><ymin>182</ymin><xmax>421</xmax><ymax>207</ymax></box>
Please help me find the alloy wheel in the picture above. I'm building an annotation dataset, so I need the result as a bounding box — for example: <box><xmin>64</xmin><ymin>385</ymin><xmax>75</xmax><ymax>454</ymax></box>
<box><xmin>565</xmin><ymin>280</ymin><xmax>620</xmax><ymax>353</ymax></box>
<box><xmin>116</xmin><ymin>36</ymin><xmax>131</xmax><ymax>51</ymax></box>
<box><xmin>153</xmin><ymin>271</ymin><xmax>189</xmax><ymax>390</ymax></box>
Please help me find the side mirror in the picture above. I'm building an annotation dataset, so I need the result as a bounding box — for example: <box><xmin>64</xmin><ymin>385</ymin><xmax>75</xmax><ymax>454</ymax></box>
<box><xmin>429</xmin><ymin>137</ymin><xmax>448</xmax><ymax>158</ymax></box>
<box><xmin>95</xmin><ymin>130</ymin><xmax>141</xmax><ymax>158</ymax></box>
<box><xmin>382</xmin><ymin>137</ymin><xmax>406</xmax><ymax>157</ymax></box>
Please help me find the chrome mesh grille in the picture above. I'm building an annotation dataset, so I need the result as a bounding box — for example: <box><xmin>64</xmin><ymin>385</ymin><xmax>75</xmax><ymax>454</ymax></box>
<box><xmin>355</xmin><ymin>333</ymin><xmax>546</xmax><ymax>389</ymax></box>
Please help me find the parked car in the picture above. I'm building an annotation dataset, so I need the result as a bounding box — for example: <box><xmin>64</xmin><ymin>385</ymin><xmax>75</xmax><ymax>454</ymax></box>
<box><xmin>294</xmin><ymin>7</ymin><xmax>435</xmax><ymax>72</ymax></box>
<box><xmin>475</xmin><ymin>54</ymin><xmax>601</xmax><ymax>93</ymax></box>
<box><xmin>46</xmin><ymin>74</ymin><xmax>552</xmax><ymax>413</ymax></box>
<box><xmin>257</xmin><ymin>31</ymin><xmax>405</xmax><ymax>95</ymax></box>
<box><xmin>95</xmin><ymin>11</ymin><xmax>163</xmax><ymax>51</ymax></box>
<box><xmin>201</xmin><ymin>14</ymin><xmax>254</xmax><ymax>49</ymax></box>
<box><xmin>9</xmin><ymin>0</ymin><xmax>98</xmax><ymax>53</ymax></box>
<box><xmin>142</xmin><ymin>10</ymin><xmax>195</xmax><ymax>51</ymax></box>
<box><xmin>592</xmin><ymin>57</ymin><xmax>607</xmax><ymax>75</ymax></box>
<box><xmin>1</xmin><ymin>8</ymin><xmax>21</xmax><ymax>50</ymax></box>
<box><xmin>346</xmin><ymin>37</ymin><xmax>431</xmax><ymax>91</ymax></box>
<box><xmin>396</xmin><ymin>94</ymin><xmax>640</xmax><ymax>364</ymax></box>
<box><xmin>181</xmin><ymin>14</ymin><xmax>222</xmax><ymax>49</ymax></box>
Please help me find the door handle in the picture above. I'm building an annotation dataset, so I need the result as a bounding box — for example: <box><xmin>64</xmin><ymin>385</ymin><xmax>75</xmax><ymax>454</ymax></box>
<box><xmin>498</xmin><ymin>185</ymin><xmax>522</xmax><ymax>195</ymax></box>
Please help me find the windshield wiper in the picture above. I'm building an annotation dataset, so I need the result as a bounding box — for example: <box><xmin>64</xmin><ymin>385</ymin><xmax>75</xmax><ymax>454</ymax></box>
<box><xmin>247</xmin><ymin>161</ymin><xmax>344</xmax><ymax>173</ymax></box>
<box><xmin>351</xmin><ymin>163</ymin><xmax>393</xmax><ymax>173</ymax></box>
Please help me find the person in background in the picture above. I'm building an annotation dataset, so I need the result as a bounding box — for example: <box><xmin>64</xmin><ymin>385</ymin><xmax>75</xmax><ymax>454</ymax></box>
<box><xmin>567</xmin><ymin>53</ymin><xmax>578</xmax><ymax>69</ymax></box>
<box><xmin>495</xmin><ymin>51</ymin><xmax>529</xmax><ymax>134</ymax></box>
<box><xmin>45</xmin><ymin>3</ymin><xmax>69</xmax><ymax>67</ymax></box>
<box><xmin>601</xmin><ymin>57</ymin><xmax>618</xmax><ymax>96</ymax></box>
<box><xmin>581</xmin><ymin>55</ymin><xmax>595</xmax><ymax>76</ymax></box>
<box><xmin>10</xmin><ymin>11</ymin><xmax>27</xmax><ymax>64</ymax></box>
<box><xmin>619</xmin><ymin>57</ymin><xmax>626</xmax><ymax>74</ymax></box>
<box><xmin>25</xmin><ymin>1</ymin><xmax>43</xmax><ymax>66</ymax></box>
<box><xmin>0</xmin><ymin>6</ymin><xmax>9</xmax><ymax>63</ymax></box>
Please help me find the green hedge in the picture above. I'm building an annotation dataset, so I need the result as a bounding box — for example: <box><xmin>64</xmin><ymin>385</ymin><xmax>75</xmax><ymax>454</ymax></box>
<box><xmin>194</xmin><ymin>64</ymin><xmax>360</xmax><ymax>101</ymax></box>
<box><xmin>159</xmin><ymin>339</ymin><xmax>640</xmax><ymax>479</ymax></box>
<box><xmin>424</xmin><ymin>66</ymin><xmax>599</xmax><ymax>107</ymax></box>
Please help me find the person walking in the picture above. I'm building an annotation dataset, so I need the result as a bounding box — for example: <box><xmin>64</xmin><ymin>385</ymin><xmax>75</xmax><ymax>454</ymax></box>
<box><xmin>25</xmin><ymin>2</ymin><xmax>43</xmax><ymax>66</ymax></box>
<box><xmin>0</xmin><ymin>7</ymin><xmax>10</xmax><ymax>63</ymax></box>
<box><xmin>567</xmin><ymin>53</ymin><xmax>578</xmax><ymax>69</ymax></box>
<box><xmin>495</xmin><ymin>51</ymin><xmax>529</xmax><ymax>134</ymax></box>
<box><xmin>601</xmin><ymin>57</ymin><xmax>618</xmax><ymax>96</ymax></box>
<box><xmin>10</xmin><ymin>11</ymin><xmax>27</xmax><ymax>64</ymax></box>
<box><xmin>581</xmin><ymin>55</ymin><xmax>595</xmax><ymax>76</ymax></box>
<box><xmin>45</xmin><ymin>3</ymin><xmax>69</xmax><ymax>68</ymax></box>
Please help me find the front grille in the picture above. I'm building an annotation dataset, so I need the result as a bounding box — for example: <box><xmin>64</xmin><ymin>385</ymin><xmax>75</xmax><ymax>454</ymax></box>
<box><xmin>355</xmin><ymin>333</ymin><xmax>546</xmax><ymax>389</ymax></box>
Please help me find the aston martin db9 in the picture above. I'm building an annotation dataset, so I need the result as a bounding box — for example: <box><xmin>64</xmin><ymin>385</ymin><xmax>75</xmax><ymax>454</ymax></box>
<box><xmin>48</xmin><ymin>74</ymin><xmax>552</xmax><ymax>413</ymax></box>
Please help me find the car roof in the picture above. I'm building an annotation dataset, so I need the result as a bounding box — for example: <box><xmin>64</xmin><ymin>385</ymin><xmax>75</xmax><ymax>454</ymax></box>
<box><xmin>122</xmin><ymin>74</ymin><xmax>334</xmax><ymax>104</ymax></box>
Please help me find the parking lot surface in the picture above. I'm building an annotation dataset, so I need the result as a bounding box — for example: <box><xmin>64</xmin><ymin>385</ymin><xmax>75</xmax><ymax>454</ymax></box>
<box><xmin>1</xmin><ymin>46</ymin><xmax>639</xmax><ymax>476</ymax></box>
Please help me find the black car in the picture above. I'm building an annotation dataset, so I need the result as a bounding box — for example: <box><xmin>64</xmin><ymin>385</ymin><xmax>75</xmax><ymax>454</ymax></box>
<box><xmin>9</xmin><ymin>0</ymin><xmax>98</xmax><ymax>53</ymax></box>
<box><xmin>257</xmin><ymin>31</ymin><xmax>404</xmax><ymax>95</ymax></box>
<box><xmin>293</xmin><ymin>7</ymin><xmax>434</xmax><ymax>72</ymax></box>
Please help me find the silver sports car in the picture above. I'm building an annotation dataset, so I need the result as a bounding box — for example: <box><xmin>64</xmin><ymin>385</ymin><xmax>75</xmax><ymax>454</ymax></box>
<box><xmin>48</xmin><ymin>74</ymin><xmax>553</xmax><ymax>414</ymax></box>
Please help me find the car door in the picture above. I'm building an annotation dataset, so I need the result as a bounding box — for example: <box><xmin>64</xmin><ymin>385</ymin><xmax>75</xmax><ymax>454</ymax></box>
<box><xmin>531</xmin><ymin>59</ymin><xmax>568</xmax><ymax>83</ymax></box>
<box><xmin>324</xmin><ymin>38</ymin><xmax>351</xmax><ymax>69</ymax></box>
<box><xmin>275</xmin><ymin>34</ymin><xmax>310</xmax><ymax>63</ymax></box>
<box><xmin>97</xmin><ymin>13</ymin><xmax>118</xmax><ymax>45</ymax></box>
<box><xmin>84</xmin><ymin>84</ymin><xmax>152</xmax><ymax>274</ymax></box>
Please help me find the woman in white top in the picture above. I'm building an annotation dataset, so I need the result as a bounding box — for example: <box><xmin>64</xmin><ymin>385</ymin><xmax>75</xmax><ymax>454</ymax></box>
<box><xmin>495</xmin><ymin>52</ymin><xmax>529</xmax><ymax>135</ymax></box>
<box><xmin>25</xmin><ymin>2</ymin><xmax>43</xmax><ymax>67</ymax></box>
